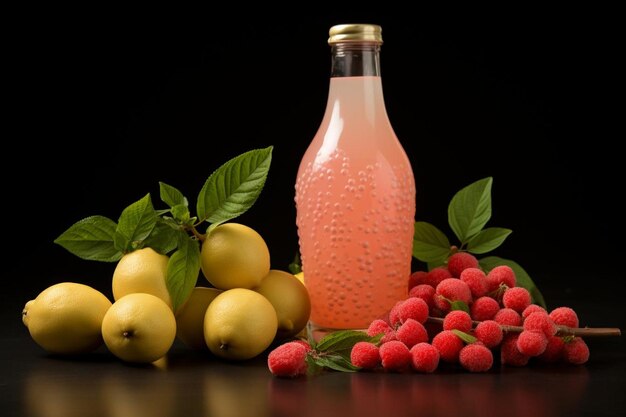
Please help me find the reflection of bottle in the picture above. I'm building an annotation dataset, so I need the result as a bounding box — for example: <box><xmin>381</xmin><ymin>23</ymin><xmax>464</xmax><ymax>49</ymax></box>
<box><xmin>295</xmin><ymin>24</ymin><xmax>416</xmax><ymax>330</ymax></box>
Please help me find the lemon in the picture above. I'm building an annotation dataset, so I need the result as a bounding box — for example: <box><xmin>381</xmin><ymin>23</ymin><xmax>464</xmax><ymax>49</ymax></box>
<box><xmin>112</xmin><ymin>247</ymin><xmax>172</xmax><ymax>309</ymax></box>
<box><xmin>254</xmin><ymin>270</ymin><xmax>311</xmax><ymax>340</ymax></box>
<box><xmin>176</xmin><ymin>287</ymin><xmax>222</xmax><ymax>350</ymax></box>
<box><xmin>22</xmin><ymin>282</ymin><xmax>112</xmax><ymax>354</ymax></box>
<box><xmin>200</xmin><ymin>223</ymin><xmax>270</xmax><ymax>290</ymax></box>
<box><xmin>102</xmin><ymin>293</ymin><xmax>176</xmax><ymax>363</ymax></box>
<box><xmin>204</xmin><ymin>288</ymin><xmax>277</xmax><ymax>360</ymax></box>
<box><xmin>294</xmin><ymin>271</ymin><xmax>305</xmax><ymax>285</ymax></box>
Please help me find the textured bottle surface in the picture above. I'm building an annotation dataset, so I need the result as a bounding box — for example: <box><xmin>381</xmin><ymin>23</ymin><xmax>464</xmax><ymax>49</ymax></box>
<box><xmin>295</xmin><ymin>76</ymin><xmax>415</xmax><ymax>329</ymax></box>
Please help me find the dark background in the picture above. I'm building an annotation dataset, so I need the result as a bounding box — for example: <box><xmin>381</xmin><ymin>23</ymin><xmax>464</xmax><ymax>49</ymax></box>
<box><xmin>3</xmin><ymin>10</ymin><xmax>623</xmax><ymax>330</ymax></box>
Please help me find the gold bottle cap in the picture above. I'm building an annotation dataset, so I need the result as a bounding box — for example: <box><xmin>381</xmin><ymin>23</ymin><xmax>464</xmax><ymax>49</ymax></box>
<box><xmin>328</xmin><ymin>24</ymin><xmax>383</xmax><ymax>45</ymax></box>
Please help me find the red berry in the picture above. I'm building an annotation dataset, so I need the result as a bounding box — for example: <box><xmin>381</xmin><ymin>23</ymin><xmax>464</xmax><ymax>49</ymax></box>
<box><xmin>432</xmin><ymin>330</ymin><xmax>464</xmax><ymax>363</ymax></box>
<box><xmin>390</xmin><ymin>297</ymin><xmax>429</xmax><ymax>327</ymax></box>
<box><xmin>460</xmin><ymin>268</ymin><xmax>488</xmax><ymax>298</ymax></box>
<box><xmin>424</xmin><ymin>267</ymin><xmax>453</xmax><ymax>287</ymax></box>
<box><xmin>268</xmin><ymin>342</ymin><xmax>309</xmax><ymax>377</ymax></box>
<box><xmin>474</xmin><ymin>320</ymin><xmax>503</xmax><ymax>349</ymax></box>
<box><xmin>447</xmin><ymin>252</ymin><xmax>479</xmax><ymax>278</ymax></box>
<box><xmin>350</xmin><ymin>342</ymin><xmax>380</xmax><ymax>369</ymax></box>
<box><xmin>396</xmin><ymin>318</ymin><xmax>429</xmax><ymax>348</ymax></box>
<box><xmin>408</xmin><ymin>271</ymin><xmax>428</xmax><ymax>290</ymax></box>
<box><xmin>459</xmin><ymin>343</ymin><xmax>493</xmax><ymax>372</ymax></box>
<box><xmin>539</xmin><ymin>336</ymin><xmax>565</xmax><ymax>363</ymax></box>
<box><xmin>500</xmin><ymin>334</ymin><xmax>530</xmax><ymax>367</ymax></box>
<box><xmin>443</xmin><ymin>310</ymin><xmax>473</xmax><ymax>333</ymax></box>
<box><xmin>408</xmin><ymin>284</ymin><xmax>436</xmax><ymax>309</ymax></box>
<box><xmin>410</xmin><ymin>342</ymin><xmax>440</xmax><ymax>373</ymax></box>
<box><xmin>379</xmin><ymin>340</ymin><xmax>412</xmax><ymax>371</ymax></box>
<box><xmin>435</xmin><ymin>278</ymin><xmax>472</xmax><ymax>312</ymax></box>
<box><xmin>502</xmin><ymin>287</ymin><xmax>531</xmax><ymax>314</ymax></box>
<box><xmin>563</xmin><ymin>337</ymin><xmax>589</xmax><ymax>365</ymax></box>
<box><xmin>523</xmin><ymin>311</ymin><xmax>557</xmax><ymax>337</ymax></box>
<box><xmin>292</xmin><ymin>340</ymin><xmax>312</xmax><ymax>351</ymax></box>
<box><xmin>367</xmin><ymin>319</ymin><xmax>396</xmax><ymax>343</ymax></box>
<box><xmin>487</xmin><ymin>265</ymin><xmax>516</xmax><ymax>291</ymax></box>
<box><xmin>522</xmin><ymin>304</ymin><xmax>547</xmax><ymax>319</ymax></box>
<box><xmin>549</xmin><ymin>307</ymin><xmax>579</xmax><ymax>328</ymax></box>
<box><xmin>470</xmin><ymin>296</ymin><xmax>500</xmax><ymax>321</ymax></box>
<box><xmin>517</xmin><ymin>330</ymin><xmax>548</xmax><ymax>356</ymax></box>
<box><xmin>494</xmin><ymin>308</ymin><xmax>522</xmax><ymax>326</ymax></box>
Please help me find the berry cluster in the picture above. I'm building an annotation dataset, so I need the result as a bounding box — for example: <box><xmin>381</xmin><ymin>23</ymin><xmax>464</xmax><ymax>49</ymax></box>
<box><xmin>268</xmin><ymin>252</ymin><xmax>592</xmax><ymax>377</ymax></box>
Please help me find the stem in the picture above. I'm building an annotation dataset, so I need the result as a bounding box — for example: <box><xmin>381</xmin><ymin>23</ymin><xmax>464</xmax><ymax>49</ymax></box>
<box><xmin>189</xmin><ymin>225</ymin><xmax>206</xmax><ymax>242</ymax></box>
<box><xmin>426</xmin><ymin>317</ymin><xmax>622</xmax><ymax>338</ymax></box>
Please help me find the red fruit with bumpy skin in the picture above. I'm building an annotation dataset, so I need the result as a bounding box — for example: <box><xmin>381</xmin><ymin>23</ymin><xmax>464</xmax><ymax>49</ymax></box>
<box><xmin>410</xmin><ymin>343</ymin><xmax>440</xmax><ymax>373</ymax></box>
<box><xmin>432</xmin><ymin>330</ymin><xmax>464</xmax><ymax>363</ymax></box>
<box><xmin>448</xmin><ymin>252</ymin><xmax>479</xmax><ymax>278</ymax></box>
<box><xmin>474</xmin><ymin>320</ymin><xmax>503</xmax><ymax>349</ymax></box>
<box><xmin>494</xmin><ymin>308</ymin><xmax>523</xmax><ymax>326</ymax></box>
<box><xmin>292</xmin><ymin>340</ymin><xmax>312</xmax><ymax>351</ymax></box>
<box><xmin>502</xmin><ymin>287</ymin><xmax>531</xmax><ymax>313</ymax></box>
<box><xmin>379</xmin><ymin>341</ymin><xmax>411</xmax><ymax>371</ymax></box>
<box><xmin>460</xmin><ymin>268</ymin><xmax>488</xmax><ymax>298</ymax></box>
<box><xmin>501</xmin><ymin>334</ymin><xmax>530</xmax><ymax>367</ymax></box>
<box><xmin>522</xmin><ymin>304</ymin><xmax>546</xmax><ymax>319</ymax></box>
<box><xmin>539</xmin><ymin>336</ymin><xmax>565</xmax><ymax>363</ymax></box>
<box><xmin>390</xmin><ymin>297</ymin><xmax>429</xmax><ymax>327</ymax></box>
<box><xmin>549</xmin><ymin>307</ymin><xmax>579</xmax><ymax>328</ymax></box>
<box><xmin>563</xmin><ymin>337</ymin><xmax>589</xmax><ymax>365</ymax></box>
<box><xmin>424</xmin><ymin>267</ymin><xmax>453</xmax><ymax>287</ymax></box>
<box><xmin>435</xmin><ymin>278</ymin><xmax>472</xmax><ymax>312</ymax></box>
<box><xmin>487</xmin><ymin>265</ymin><xmax>516</xmax><ymax>291</ymax></box>
<box><xmin>443</xmin><ymin>310</ymin><xmax>472</xmax><ymax>333</ymax></box>
<box><xmin>408</xmin><ymin>271</ymin><xmax>428</xmax><ymax>291</ymax></box>
<box><xmin>396</xmin><ymin>319</ymin><xmax>429</xmax><ymax>348</ymax></box>
<box><xmin>516</xmin><ymin>330</ymin><xmax>548</xmax><ymax>356</ymax></box>
<box><xmin>350</xmin><ymin>342</ymin><xmax>380</xmax><ymax>369</ymax></box>
<box><xmin>459</xmin><ymin>343</ymin><xmax>493</xmax><ymax>372</ymax></box>
<box><xmin>471</xmin><ymin>296</ymin><xmax>500</xmax><ymax>321</ymax></box>
<box><xmin>268</xmin><ymin>342</ymin><xmax>308</xmax><ymax>377</ymax></box>
<box><xmin>367</xmin><ymin>319</ymin><xmax>396</xmax><ymax>343</ymax></box>
<box><xmin>408</xmin><ymin>284</ymin><xmax>436</xmax><ymax>309</ymax></box>
<box><xmin>523</xmin><ymin>311</ymin><xmax>557</xmax><ymax>337</ymax></box>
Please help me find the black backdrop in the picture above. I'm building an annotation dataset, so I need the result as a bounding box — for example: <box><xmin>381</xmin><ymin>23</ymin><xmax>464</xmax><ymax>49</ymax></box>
<box><xmin>4</xmin><ymin>11</ymin><xmax>622</xmax><ymax>330</ymax></box>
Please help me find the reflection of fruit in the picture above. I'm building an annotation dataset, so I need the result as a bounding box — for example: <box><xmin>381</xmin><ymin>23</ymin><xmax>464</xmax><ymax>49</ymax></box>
<box><xmin>22</xmin><ymin>282</ymin><xmax>111</xmax><ymax>354</ymax></box>
<box><xmin>254</xmin><ymin>270</ymin><xmax>310</xmax><ymax>339</ymax></box>
<box><xmin>200</xmin><ymin>223</ymin><xmax>270</xmax><ymax>290</ymax></box>
<box><xmin>102</xmin><ymin>293</ymin><xmax>176</xmax><ymax>363</ymax></box>
<box><xmin>102</xmin><ymin>373</ymin><xmax>174</xmax><ymax>417</ymax></box>
<box><xmin>176</xmin><ymin>287</ymin><xmax>222</xmax><ymax>350</ymax></box>
<box><xmin>112</xmin><ymin>247</ymin><xmax>172</xmax><ymax>308</ymax></box>
<box><xmin>204</xmin><ymin>288</ymin><xmax>277</xmax><ymax>360</ymax></box>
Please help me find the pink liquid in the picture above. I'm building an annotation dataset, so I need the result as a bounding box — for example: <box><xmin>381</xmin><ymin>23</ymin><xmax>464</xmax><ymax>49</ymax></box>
<box><xmin>295</xmin><ymin>76</ymin><xmax>416</xmax><ymax>330</ymax></box>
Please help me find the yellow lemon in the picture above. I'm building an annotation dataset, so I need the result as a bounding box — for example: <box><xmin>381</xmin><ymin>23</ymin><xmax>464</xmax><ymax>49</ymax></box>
<box><xmin>175</xmin><ymin>287</ymin><xmax>222</xmax><ymax>350</ymax></box>
<box><xmin>200</xmin><ymin>223</ymin><xmax>270</xmax><ymax>290</ymax></box>
<box><xmin>254</xmin><ymin>270</ymin><xmax>311</xmax><ymax>340</ymax></box>
<box><xmin>294</xmin><ymin>271</ymin><xmax>305</xmax><ymax>285</ymax></box>
<box><xmin>204</xmin><ymin>288</ymin><xmax>277</xmax><ymax>360</ymax></box>
<box><xmin>112</xmin><ymin>247</ymin><xmax>172</xmax><ymax>309</ymax></box>
<box><xmin>22</xmin><ymin>282</ymin><xmax>112</xmax><ymax>354</ymax></box>
<box><xmin>102</xmin><ymin>293</ymin><xmax>176</xmax><ymax>363</ymax></box>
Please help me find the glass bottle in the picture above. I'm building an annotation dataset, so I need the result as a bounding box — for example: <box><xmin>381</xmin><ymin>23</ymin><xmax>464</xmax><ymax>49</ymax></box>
<box><xmin>295</xmin><ymin>24</ymin><xmax>416</xmax><ymax>331</ymax></box>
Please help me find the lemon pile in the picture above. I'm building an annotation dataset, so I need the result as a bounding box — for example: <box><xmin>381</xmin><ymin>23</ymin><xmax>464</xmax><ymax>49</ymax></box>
<box><xmin>22</xmin><ymin>223</ymin><xmax>310</xmax><ymax>364</ymax></box>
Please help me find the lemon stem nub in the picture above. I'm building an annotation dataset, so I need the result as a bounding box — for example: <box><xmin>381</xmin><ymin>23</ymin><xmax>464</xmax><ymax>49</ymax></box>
<box><xmin>123</xmin><ymin>331</ymin><xmax>133</xmax><ymax>338</ymax></box>
<box><xmin>220</xmin><ymin>343</ymin><xmax>228</xmax><ymax>351</ymax></box>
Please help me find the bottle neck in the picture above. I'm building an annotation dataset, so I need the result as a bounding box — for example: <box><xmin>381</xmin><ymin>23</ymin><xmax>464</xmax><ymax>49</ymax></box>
<box><xmin>330</xmin><ymin>43</ymin><xmax>381</xmax><ymax>77</ymax></box>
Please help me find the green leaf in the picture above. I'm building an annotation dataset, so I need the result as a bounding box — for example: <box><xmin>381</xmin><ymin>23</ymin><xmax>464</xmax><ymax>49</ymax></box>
<box><xmin>288</xmin><ymin>252</ymin><xmax>302</xmax><ymax>275</ymax></box>
<box><xmin>427</xmin><ymin>259</ymin><xmax>447</xmax><ymax>271</ymax></box>
<box><xmin>143</xmin><ymin>220</ymin><xmax>179</xmax><ymax>255</ymax></box>
<box><xmin>450</xmin><ymin>300</ymin><xmax>470</xmax><ymax>314</ymax></box>
<box><xmin>412</xmin><ymin>221</ymin><xmax>451</xmax><ymax>262</ymax></box>
<box><xmin>452</xmin><ymin>329</ymin><xmax>477</xmax><ymax>344</ymax></box>
<box><xmin>479</xmin><ymin>256</ymin><xmax>546</xmax><ymax>309</ymax></box>
<box><xmin>448</xmin><ymin>177</ymin><xmax>493</xmax><ymax>243</ymax></box>
<box><xmin>54</xmin><ymin>215</ymin><xmax>122</xmax><ymax>262</ymax></box>
<box><xmin>196</xmin><ymin>146</ymin><xmax>273</xmax><ymax>226</ymax></box>
<box><xmin>166</xmin><ymin>232</ymin><xmax>201</xmax><ymax>311</ymax></box>
<box><xmin>315</xmin><ymin>330</ymin><xmax>374</xmax><ymax>355</ymax></box>
<box><xmin>171</xmin><ymin>204</ymin><xmax>190</xmax><ymax>223</ymax></box>
<box><xmin>305</xmin><ymin>354</ymin><xmax>323</xmax><ymax>376</ymax></box>
<box><xmin>116</xmin><ymin>194</ymin><xmax>157</xmax><ymax>251</ymax></box>
<box><xmin>313</xmin><ymin>354</ymin><xmax>360</xmax><ymax>372</ymax></box>
<box><xmin>159</xmin><ymin>182</ymin><xmax>186</xmax><ymax>208</ymax></box>
<box><xmin>467</xmin><ymin>227</ymin><xmax>512</xmax><ymax>254</ymax></box>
